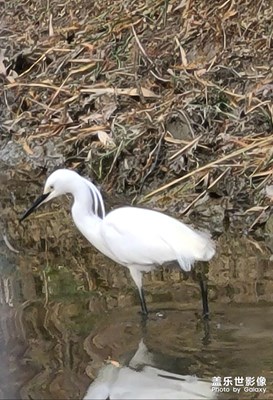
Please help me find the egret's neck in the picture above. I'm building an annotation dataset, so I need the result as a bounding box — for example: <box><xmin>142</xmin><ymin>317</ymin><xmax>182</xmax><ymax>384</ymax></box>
<box><xmin>71</xmin><ymin>179</ymin><xmax>105</xmax><ymax>220</ymax></box>
<box><xmin>70</xmin><ymin>180</ymin><xmax>108</xmax><ymax>255</ymax></box>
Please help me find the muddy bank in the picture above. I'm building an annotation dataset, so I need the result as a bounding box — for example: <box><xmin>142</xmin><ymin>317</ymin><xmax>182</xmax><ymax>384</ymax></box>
<box><xmin>1</xmin><ymin>0</ymin><xmax>273</xmax><ymax>228</ymax></box>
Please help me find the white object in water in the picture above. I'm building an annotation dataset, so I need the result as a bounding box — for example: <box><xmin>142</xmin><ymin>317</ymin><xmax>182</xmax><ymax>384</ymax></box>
<box><xmin>83</xmin><ymin>340</ymin><xmax>216</xmax><ymax>400</ymax></box>
<box><xmin>20</xmin><ymin>169</ymin><xmax>215</xmax><ymax>315</ymax></box>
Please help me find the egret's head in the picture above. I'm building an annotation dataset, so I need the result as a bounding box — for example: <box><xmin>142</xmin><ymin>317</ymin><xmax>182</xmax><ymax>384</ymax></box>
<box><xmin>44</xmin><ymin>169</ymin><xmax>80</xmax><ymax>200</ymax></box>
<box><xmin>20</xmin><ymin>169</ymin><xmax>80</xmax><ymax>222</ymax></box>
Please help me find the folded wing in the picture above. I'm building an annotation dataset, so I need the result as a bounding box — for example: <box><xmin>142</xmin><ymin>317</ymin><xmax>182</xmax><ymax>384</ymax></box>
<box><xmin>100</xmin><ymin>207</ymin><xmax>215</xmax><ymax>271</ymax></box>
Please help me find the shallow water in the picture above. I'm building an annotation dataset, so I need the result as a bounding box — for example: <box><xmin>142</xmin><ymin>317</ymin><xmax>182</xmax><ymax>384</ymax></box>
<box><xmin>0</xmin><ymin>280</ymin><xmax>273</xmax><ymax>399</ymax></box>
<box><xmin>1</xmin><ymin>167</ymin><xmax>273</xmax><ymax>399</ymax></box>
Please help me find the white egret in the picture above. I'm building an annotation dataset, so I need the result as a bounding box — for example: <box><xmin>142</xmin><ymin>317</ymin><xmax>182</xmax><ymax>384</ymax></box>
<box><xmin>83</xmin><ymin>340</ymin><xmax>216</xmax><ymax>399</ymax></box>
<box><xmin>20</xmin><ymin>169</ymin><xmax>215</xmax><ymax>316</ymax></box>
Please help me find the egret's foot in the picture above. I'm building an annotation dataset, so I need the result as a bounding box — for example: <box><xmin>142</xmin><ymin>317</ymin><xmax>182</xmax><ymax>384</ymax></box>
<box><xmin>196</xmin><ymin>314</ymin><xmax>211</xmax><ymax>345</ymax></box>
<box><xmin>138</xmin><ymin>308</ymin><xmax>149</xmax><ymax>327</ymax></box>
<box><xmin>195</xmin><ymin>310</ymin><xmax>210</xmax><ymax>322</ymax></box>
<box><xmin>202</xmin><ymin>312</ymin><xmax>210</xmax><ymax>321</ymax></box>
<box><xmin>139</xmin><ymin>310</ymin><xmax>149</xmax><ymax>318</ymax></box>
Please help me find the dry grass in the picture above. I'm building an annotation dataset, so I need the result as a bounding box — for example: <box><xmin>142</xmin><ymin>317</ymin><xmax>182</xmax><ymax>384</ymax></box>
<box><xmin>1</xmin><ymin>0</ymin><xmax>273</xmax><ymax>229</ymax></box>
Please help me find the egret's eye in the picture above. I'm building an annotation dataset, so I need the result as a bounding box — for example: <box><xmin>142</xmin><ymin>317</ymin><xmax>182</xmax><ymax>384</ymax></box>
<box><xmin>49</xmin><ymin>185</ymin><xmax>54</xmax><ymax>190</ymax></box>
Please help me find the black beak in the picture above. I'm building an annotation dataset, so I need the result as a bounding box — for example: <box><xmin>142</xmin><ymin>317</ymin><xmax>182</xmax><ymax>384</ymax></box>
<box><xmin>20</xmin><ymin>192</ymin><xmax>50</xmax><ymax>222</ymax></box>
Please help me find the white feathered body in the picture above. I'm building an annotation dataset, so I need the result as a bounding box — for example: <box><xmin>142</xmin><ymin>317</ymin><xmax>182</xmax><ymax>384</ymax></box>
<box><xmin>72</xmin><ymin>199</ymin><xmax>215</xmax><ymax>275</ymax></box>
<box><xmin>100</xmin><ymin>207</ymin><xmax>215</xmax><ymax>272</ymax></box>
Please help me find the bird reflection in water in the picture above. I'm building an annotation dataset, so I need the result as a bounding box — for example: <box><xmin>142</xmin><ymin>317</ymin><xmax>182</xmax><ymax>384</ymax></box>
<box><xmin>84</xmin><ymin>340</ymin><xmax>216</xmax><ymax>400</ymax></box>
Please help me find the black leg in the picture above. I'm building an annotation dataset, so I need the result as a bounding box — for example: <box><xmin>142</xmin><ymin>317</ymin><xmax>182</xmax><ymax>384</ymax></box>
<box><xmin>202</xmin><ymin>318</ymin><xmax>211</xmax><ymax>345</ymax></box>
<box><xmin>139</xmin><ymin>288</ymin><xmax>148</xmax><ymax>316</ymax></box>
<box><xmin>199</xmin><ymin>276</ymin><xmax>209</xmax><ymax>319</ymax></box>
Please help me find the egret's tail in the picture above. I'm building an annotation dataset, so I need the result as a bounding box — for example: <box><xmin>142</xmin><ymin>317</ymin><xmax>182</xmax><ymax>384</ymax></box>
<box><xmin>175</xmin><ymin>229</ymin><xmax>215</xmax><ymax>272</ymax></box>
<box><xmin>195</xmin><ymin>230</ymin><xmax>216</xmax><ymax>261</ymax></box>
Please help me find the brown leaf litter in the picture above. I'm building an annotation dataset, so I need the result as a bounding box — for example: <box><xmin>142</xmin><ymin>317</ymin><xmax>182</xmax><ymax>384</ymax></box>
<box><xmin>1</xmin><ymin>0</ymin><xmax>273</xmax><ymax>234</ymax></box>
